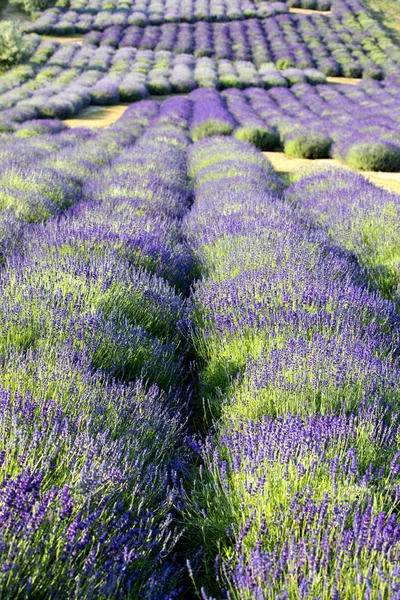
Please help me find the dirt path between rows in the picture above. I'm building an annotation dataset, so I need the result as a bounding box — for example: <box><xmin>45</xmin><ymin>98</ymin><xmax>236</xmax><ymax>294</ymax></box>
<box><xmin>264</xmin><ymin>151</ymin><xmax>400</xmax><ymax>195</ymax></box>
<box><xmin>42</xmin><ymin>34</ymin><xmax>84</xmax><ymax>44</ymax></box>
<box><xmin>63</xmin><ymin>106</ymin><xmax>400</xmax><ymax>194</ymax></box>
<box><xmin>326</xmin><ymin>76</ymin><xmax>362</xmax><ymax>85</ymax></box>
<box><xmin>64</xmin><ymin>96</ymin><xmax>187</xmax><ymax>128</ymax></box>
<box><xmin>64</xmin><ymin>104</ymin><xmax>130</xmax><ymax>128</ymax></box>
<box><xmin>289</xmin><ymin>7</ymin><xmax>331</xmax><ymax>14</ymax></box>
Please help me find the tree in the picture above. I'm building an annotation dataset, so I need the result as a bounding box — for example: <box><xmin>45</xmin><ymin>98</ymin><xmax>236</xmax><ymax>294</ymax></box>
<box><xmin>0</xmin><ymin>22</ymin><xmax>24</xmax><ymax>70</ymax></box>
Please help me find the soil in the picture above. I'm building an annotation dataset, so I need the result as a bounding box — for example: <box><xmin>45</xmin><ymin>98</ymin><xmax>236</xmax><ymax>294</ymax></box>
<box><xmin>326</xmin><ymin>76</ymin><xmax>361</xmax><ymax>85</ymax></box>
<box><xmin>289</xmin><ymin>7</ymin><xmax>331</xmax><ymax>14</ymax></box>
<box><xmin>264</xmin><ymin>151</ymin><xmax>400</xmax><ymax>195</ymax></box>
<box><xmin>63</xmin><ymin>104</ymin><xmax>131</xmax><ymax>128</ymax></box>
<box><xmin>42</xmin><ymin>34</ymin><xmax>84</xmax><ymax>44</ymax></box>
<box><xmin>64</xmin><ymin>95</ymin><xmax>187</xmax><ymax>128</ymax></box>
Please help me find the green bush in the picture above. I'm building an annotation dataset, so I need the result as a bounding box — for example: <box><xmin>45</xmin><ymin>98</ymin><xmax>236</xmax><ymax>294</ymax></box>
<box><xmin>362</xmin><ymin>67</ymin><xmax>383</xmax><ymax>80</ymax></box>
<box><xmin>0</xmin><ymin>22</ymin><xmax>25</xmax><ymax>71</ymax></box>
<box><xmin>219</xmin><ymin>74</ymin><xmax>242</xmax><ymax>89</ymax></box>
<box><xmin>344</xmin><ymin>142</ymin><xmax>400</xmax><ymax>172</ymax></box>
<box><xmin>342</xmin><ymin>63</ymin><xmax>362</xmax><ymax>78</ymax></box>
<box><xmin>302</xmin><ymin>0</ymin><xmax>317</xmax><ymax>8</ymax></box>
<box><xmin>147</xmin><ymin>77</ymin><xmax>171</xmax><ymax>95</ymax></box>
<box><xmin>234</xmin><ymin>126</ymin><xmax>278</xmax><ymax>150</ymax></box>
<box><xmin>10</xmin><ymin>0</ymin><xmax>55</xmax><ymax>14</ymax></box>
<box><xmin>318</xmin><ymin>0</ymin><xmax>331</xmax><ymax>9</ymax></box>
<box><xmin>191</xmin><ymin>119</ymin><xmax>234</xmax><ymax>141</ymax></box>
<box><xmin>276</xmin><ymin>57</ymin><xmax>295</xmax><ymax>70</ymax></box>
<box><xmin>284</xmin><ymin>132</ymin><xmax>332</xmax><ymax>159</ymax></box>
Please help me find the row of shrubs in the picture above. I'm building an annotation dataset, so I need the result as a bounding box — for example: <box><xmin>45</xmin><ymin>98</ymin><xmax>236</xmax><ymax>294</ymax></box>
<box><xmin>0</xmin><ymin>70</ymin><xmax>400</xmax><ymax>171</ymax></box>
<box><xmin>0</xmin><ymin>40</ymin><xmax>329</xmax><ymax>122</ymax></box>
<box><xmin>27</xmin><ymin>0</ymin><xmax>330</xmax><ymax>22</ymax></box>
<box><xmin>183</xmin><ymin>136</ymin><xmax>400</xmax><ymax>597</ymax></box>
<box><xmin>0</xmin><ymin>99</ymin><xmax>205</xmax><ymax>597</ymax></box>
<box><xmin>26</xmin><ymin>9</ymin><xmax>399</xmax><ymax>77</ymax></box>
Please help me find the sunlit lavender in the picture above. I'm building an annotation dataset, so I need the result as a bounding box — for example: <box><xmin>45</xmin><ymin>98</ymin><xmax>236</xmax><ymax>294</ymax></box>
<box><xmin>0</xmin><ymin>0</ymin><xmax>399</xmax><ymax>595</ymax></box>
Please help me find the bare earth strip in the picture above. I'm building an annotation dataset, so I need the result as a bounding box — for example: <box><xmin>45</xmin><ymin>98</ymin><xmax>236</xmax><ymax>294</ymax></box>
<box><xmin>64</xmin><ymin>108</ymin><xmax>400</xmax><ymax>195</ymax></box>
<box><xmin>42</xmin><ymin>35</ymin><xmax>84</xmax><ymax>44</ymax></box>
<box><xmin>326</xmin><ymin>76</ymin><xmax>361</xmax><ymax>85</ymax></box>
<box><xmin>64</xmin><ymin>104</ymin><xmax>131</xmax><ymax>128</ymax></box>
<box><xmin>264</xmin><ymin>151</ymin><xmax>400</xmax><ymax>195</ymax></box>
<box><xmin>289</xmin><ymin>7</ymin><xmax>332</xmax><ymax>14</ymax></box>
<box><xmin>64</xmin><ymin>96</ymin><xmax>186</xmax><ymax>128</ymax></box>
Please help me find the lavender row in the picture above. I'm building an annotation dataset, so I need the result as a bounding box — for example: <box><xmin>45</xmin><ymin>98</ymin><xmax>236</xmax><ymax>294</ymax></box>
<box><xmin>28</xmin><ymin>9</ymin><xmax>399</xmax><ymax>78</ymax></box>
<box><xmin>244</xmin><ymin>78</ymin><xmax>400</xmax><ymax>168</ymax></box>
<box><xmin>286</xmin><ymin>169</ymin><xmax>400</xmax><ymax>306</ymax></box>
<box><xmin>27</xmin><ymin>0</ymin><xmax>331</xmax><ymax>33</ymax></box>
<box><xmin>0</xmin><ymin>108</ymin><xmax>197</xmax><ymax>596</ymax></box>
<box><xmin>152</xmin><ymin>83</ymin><xmax>400</xmax><ymax>171</ymax></box>
<box><xmin>74</xmin><ymin>11</ymin><xmax>398</xmax><ymax>78</ymax></box>
<box><xmin>183</xmin><ymin>136</ymin><xmax>400</xmax><ymax>597</ymax></box>
<box><xmin>0</xmin><ymin>101</ymin><xmax>156</xmax><ymax>264</ymax></box>
<box><xmin>215</xmin><ymin>81</ymin><xmax>400</xmax><ymax>169</ymax></box>
<box><xmin>3</xmin><ymin>78</ymin><xmax>400</xmax><ymax>171</ymax></box>
<box><xmin>27</xmin><ymin>1</ymin><xmax>289</xmax><ymax>33</ymax></box>
<box><xmin>0</xmin><ymin>46</ymin><xmax>328</xmax><ymax>126</ymax></box>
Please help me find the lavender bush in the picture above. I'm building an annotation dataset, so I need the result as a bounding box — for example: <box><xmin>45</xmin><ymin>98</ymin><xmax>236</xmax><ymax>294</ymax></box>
<box><xmin>286</xmin><ymin>168</ymin><xmax>400</xmax><ymax>303</ymax></box>
<box><xmin>183</xmin><ymin>136</ymin><xmax>400</xmax><ymax>597</ymax></box>
<box><xmin>189</xmin><ymin>88</ymin><xmax>236</xmax><ymax>140</ymax></box>
<box><xmin>0</xmin><ymin>114</ymin><xmax>197</xmax><ymax>597</ymax></box>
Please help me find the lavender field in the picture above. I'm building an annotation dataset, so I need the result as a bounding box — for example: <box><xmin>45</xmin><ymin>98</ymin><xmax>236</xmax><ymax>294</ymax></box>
<box><xmin>0</xmin><ymin>0</ymin><xmax>399</xmax><ymax>595</ymax></box>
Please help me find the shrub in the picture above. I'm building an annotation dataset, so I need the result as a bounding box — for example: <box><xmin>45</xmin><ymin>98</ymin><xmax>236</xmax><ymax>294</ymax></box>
<box><xmin>191</xmin><ymin>119</ymin><xmax>234</xmax><ymax>141</ymax></box>
<box><xmin>284</xmin><ymin>131</ymin><xmax>332</xmax><ymax>159</ymax></box>
<box><xmin>10</xmin><ymin>0</ymin><xmax>55</xmax><ymax>14</ymax></box>
<box><xmin>119</xmin><ymin>75</ymin><xmax>149</xmax><ymax>101</ymax></box>
<box><xmin>319</xmin><ymin>59</ymin><xmax>341</xmax><ymax>77</ymax></box>
<box><xmin>15</xmin><ymin>119</ymin><xmax>67</xmax><ymax>137</ymax></box>
<box><xmin>343</xmin><ymin>141</ymin><xmax>400</xmax><ymax>172</ymax></box>
<box><xmin>317</xmin><ymin>0</ymin><xmax>331</xmax><ymax>9</ymax></box>
<box><xmin>342</xmin><ymin>63</ymin><xmax>362</xmax><ymax>78</ymax></box>
<box><xmin>276</xmin><ymin>57</ymin><xmax>296</xmax><ymax>70</ymax></box>
<box><xmin>362</xmin><ymin>67</ymin><xmax>383</xmax><ymax>80</ymax></box>
<box><xmin>219</xmin><ymin>73</ymin><xmax>242</xmax><ymax>89</ymax></box>
<box><xmin>304</xmin><ymin>68</ymin><xmax>326</xmax><ymax>85</ymax></box>
<box><xmin>170</xmin><ymin>65</ymin><xmax>196</xmax><ymax>93</ymax></box>
<box><xmin>282</xmin><ymin>68</ymin><xmax>307</xmax><ymax>85</ymax></box>
<box><xmin>91</xmin><ymin>81</ymin><xmax>120</xmax><ymax>105</ymax></box>
<box><xmin>0</xmin><ymin>22</ymin><xmax>25</xmax><ymax>70</ymax></box>
<box><xmin>234</xmin><ymin>126</ymin><xmax>278</xmax><ymax>150</ymax></box>
<box><xmin>301</xmin><ymin>0</ymin><xmax>317</xmax><ymax>8</ymax></box>
<box><xmin>40</xmin><ymin>97</ymin><xmax>79</xmax><ymax>119</ymax></box>
<box><xmin>147</xmin><ymin>76</ymin><xmax>171</xmax><ymax>95</ymax></box>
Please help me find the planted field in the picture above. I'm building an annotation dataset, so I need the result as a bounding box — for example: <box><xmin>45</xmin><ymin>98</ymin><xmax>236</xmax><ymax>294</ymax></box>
<box><xmin>0</xmin><ymin>0</ymin><xmax>399</xmax><ymax>596</ymax></box>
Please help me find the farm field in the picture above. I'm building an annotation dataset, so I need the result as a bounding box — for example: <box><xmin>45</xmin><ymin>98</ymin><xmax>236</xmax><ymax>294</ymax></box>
<box><xmin>0</xmin><ymin>0</ymin><xmax>400</xmax><ymax>596</ymax></box>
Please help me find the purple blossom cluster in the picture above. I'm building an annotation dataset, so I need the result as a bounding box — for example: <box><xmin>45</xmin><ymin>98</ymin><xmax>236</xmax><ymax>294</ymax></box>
<box><xmin>183</xmin><ymin>135</ymin><xmax>400</xmax><ymax>598</ymax></box>
<box><xmin>0</xmin><ymin>100</ymin><xmax>156</xmax><ymax>259</ymax></box>
<box><xmin>0</xmin><ymin>104</ymin><xmax>197</xmax><ymax>595</ymax></box>
<box><xmin>286</xmin><ymin>168</ymin><xmax>400</xmax><ymax>303</ymax></box>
